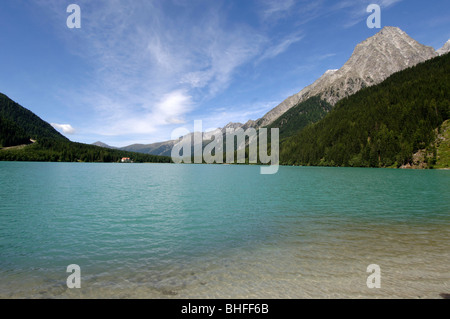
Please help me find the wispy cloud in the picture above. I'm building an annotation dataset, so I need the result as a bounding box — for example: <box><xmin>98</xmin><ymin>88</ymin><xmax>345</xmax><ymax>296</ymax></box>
<box><xmin>79</xmin><ymin>90</ymin><xmax>192</xmax><ymax>137</ymax></box>
<box><xmin>260</xmin><ymin>0</ymin><xmax>296</xmax><ymax>21</ymax></box>
<box><xmin>337</xmin><ymin>0</ymin><xmax>405</xmax><ymax>28</ymax></box>
<box><xmin>315</xmin><ymin>53</ymin><xmax>337</xmax><ymax>61</ymax></box>
<box><xmin>256</xmin><ymin>33</ymin><xmax>304</xmax><ymax>64</ymax></box>
<box><xmin>36</xmin><ymin>0</ymin><xmax>266</xmax><ymax>141</ymax></box>
<box><xmin>285</xmin><ymin>0</ymin><xmax>404</xmax><ymax>29</ymax></box>
<box><xmin>201</xmin><ymin>100</ymin><xmax>279</xmax><ymax>130</ymax></box>
<box><xmin>30</xmin><ymin>0</ymin><xmax>408</xmax><ymax>145</ymax></box>
<box><xmin>379</xmin><ymin>0</ymin><xmax>403</xmax><ymax>7</ymax></box>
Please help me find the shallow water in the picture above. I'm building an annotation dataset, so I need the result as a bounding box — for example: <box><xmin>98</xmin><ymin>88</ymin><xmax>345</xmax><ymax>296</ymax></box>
<box><xmin>0</xmin><ymin>162</ymin><xmax>449</xmax><ymax>298</ymax></box>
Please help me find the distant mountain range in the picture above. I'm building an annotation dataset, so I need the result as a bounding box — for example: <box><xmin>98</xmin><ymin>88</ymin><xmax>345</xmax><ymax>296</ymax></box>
<box><xmin>97</xmin><ymin>27</ymin><xmax>449</xmax><ymax>160</ymax></box>
<box><xmin>92</xmin><ymin>141</ymin><xmax>116</xmax><ymax>149</ymax></box>
<box><xmin>96</xmin><ymin>121</ymin><xmax>248</xmax><ymax>157</ymax></box>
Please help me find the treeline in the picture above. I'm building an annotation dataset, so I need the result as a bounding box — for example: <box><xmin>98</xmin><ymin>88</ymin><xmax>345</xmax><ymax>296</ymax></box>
<box><xmin>0</xmin><ymin>138</ymin><xmax>173</xmax><ymax>163</ymax></box>
<box><xmin>280</xmin><ymin>53</ymin><xmax>450</xmax><ymax>167</ymax></box>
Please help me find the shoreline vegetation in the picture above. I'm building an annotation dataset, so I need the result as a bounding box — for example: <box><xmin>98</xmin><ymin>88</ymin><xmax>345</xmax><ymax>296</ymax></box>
<box><xmin>0</xmin><ymin>93</ymin><xmax>172</xmax><ymax>164</ymax></box>
<box><xmin>0</xmin><ymin>140</ymin><xmax>172</xmax><ymax>164</ymax></box>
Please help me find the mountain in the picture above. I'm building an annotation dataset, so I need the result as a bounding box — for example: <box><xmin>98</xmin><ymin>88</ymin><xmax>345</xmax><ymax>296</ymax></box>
<box><xmin>92</xmin><ymin>140</ymin><xmax>176</xmax><ymax>157</ymax></box>
<box><xmin>279</xmin><ymin>53</ymin><xmax>450</xmax><ymax>168</ymax></box>
<box><xmin>221</xmin><ymin>122</ymin><xmax>244</xmax><ymax>133</ymax></box>
<box><xmin>0</xmin><ymin>93</ymin><xmax>68</xmax><ymax>142</ymax></box>
<box><xmin>255</xmin><ymin>26</ymin><xmax>438</xmax><ymax>128</ymax></box>
<box><xmin>267</xmin><ymin>96</ymin><xmax>332</xmax><ymax>140</ymax></box>
<box><xmin>0</xmin><ymin>116</ymin><xmax>34</xmax><ymax>148</ymax></box>
<box><xmin>118</xmin><ymin>122</ymin><xmax>246</xmax><ymax>157</ymax></box>
<box><xmin>0</xmin><ymin>93</ymin><xmax>172</xmax><ymax>163</ymax></box>
<box><xmin>120</xmin><ymin>140</ymin><xmax>177</xmax><ymax>157</ymax></box>
<box><xmin>437</xmin><ymin>40</ymin><xmax>450</xmax><ymax>56</ymax></box>
<box><xmin>92</xmin><ymin>141</ymin><xmax>116</xmax><ymax>149</ymax></box>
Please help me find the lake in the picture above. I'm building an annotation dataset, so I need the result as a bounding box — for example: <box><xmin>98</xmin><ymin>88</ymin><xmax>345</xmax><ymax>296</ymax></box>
<box><xmin>0</xmin><ymin>162</ymin><xmax>449</xmax><ymax>298</ymax></box>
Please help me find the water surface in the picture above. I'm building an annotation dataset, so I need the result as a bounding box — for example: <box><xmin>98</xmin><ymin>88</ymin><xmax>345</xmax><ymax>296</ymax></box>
<box><xmin>0</xmin><ymin>162</ymin><xmax>449</xmax><ymax>298</ymax></box>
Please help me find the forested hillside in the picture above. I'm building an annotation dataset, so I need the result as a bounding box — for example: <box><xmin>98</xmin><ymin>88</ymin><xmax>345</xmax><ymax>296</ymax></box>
<box><xmin>0</xmin><ymin>93</ymin><xmax>67</xmax><ymax>141</ymax></box>
<box><xmin>267</xmin><ymin>96</ymin><xmax>332</xmax><ymax>140</ymax></box>
<box><xmin>0</xmin><ymin>138</ymin><xmax>172</xmax><ymax>163</ymax></box>
<box><xmin>0</xmin><ymin>93</ymin><xmax>172</xmax><ymax>163</ymax></box>
<box><xmin>279</xmin><ymin>53</ymin><xmax>450</xmax><ymax>168</ymax></box>
<box><xmin>0</xmin><ymin>116</ymin><xmax>32</xmax><ymax>147</ymax></box>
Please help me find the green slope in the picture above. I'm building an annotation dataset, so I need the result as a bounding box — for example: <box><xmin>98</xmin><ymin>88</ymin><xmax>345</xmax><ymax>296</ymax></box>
<box><xmin>280</xmin><ymin>53</ymin><xmax>450</xmax><ymax>168</ymax></box>
<box><xmin>0</xmin><ymin>93</ymin><xmax>67</xmax><ymax>141</ymax></box>
<box><xmin>0</xmin><ymin>93</ymin><xmax>172</xmax><ymax>163</ymax></box>
<box><xmin>0</xmin><ymin>139</ymin><xmax>172</xmax><ymax>163</ymax></box>
<box><xmin>267</xmin><ymin>96</ymin><xmax>332</xmax><ymax>140</ymax></box>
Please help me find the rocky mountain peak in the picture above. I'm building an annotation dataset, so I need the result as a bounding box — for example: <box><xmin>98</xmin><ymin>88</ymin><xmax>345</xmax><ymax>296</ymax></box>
<box><xmin>223</xmin><ymin>122</ymin><xmax>243</xmax><ymax>130</ymax></box>
<box><xmin>324</xmin><ymin>69</ymin><xmax>338</xmax><ymax>75</ymax></box>
<box><xmin>437</xmin><ymin>39</ymin><xmax>450</xmax><ymax>56</ymax></box>
<box><xmin>220</xmin><ymin>122</ymin><xmax>244</xmax><ymax>134</ymax></box>
<box><xmin>255</xmin><ymin>27</ymin><xmax>438</xmax><ymax>128</ymax></box>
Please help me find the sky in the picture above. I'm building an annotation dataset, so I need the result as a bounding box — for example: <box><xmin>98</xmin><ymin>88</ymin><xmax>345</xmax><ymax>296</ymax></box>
<box><xmin>0</xmin><ymin>0</ymin><xmax>449</xmax><ymax>147</ymax></box>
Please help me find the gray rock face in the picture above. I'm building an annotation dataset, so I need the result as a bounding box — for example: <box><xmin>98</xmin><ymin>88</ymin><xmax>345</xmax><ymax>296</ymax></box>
<box><xmin>256</xmin><ymin>26</ymin><xmax>438</xmax><ymax>128</ymax></box>
<box><xmin>221</xmin><ymin>122</ymin><xmax>244</xmax><ymax>133</ymax></box>
<box><xmin>437</xmin><ymin>40</ymin><xmax>450</xmax><ymax>56</ymax></box>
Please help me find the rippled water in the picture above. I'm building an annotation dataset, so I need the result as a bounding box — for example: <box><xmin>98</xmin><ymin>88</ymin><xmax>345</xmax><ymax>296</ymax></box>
<box><xmin>0</xmin><ymin>162</ymin><xmax>449</xmax><ymax>298</ymax></box>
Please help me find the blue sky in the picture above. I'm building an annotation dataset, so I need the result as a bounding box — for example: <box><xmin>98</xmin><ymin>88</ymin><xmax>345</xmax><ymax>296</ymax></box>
<box><xmin>0</xmin><ymin>0</ymin><xmax>449</xmax><ymax>146</ymax></box>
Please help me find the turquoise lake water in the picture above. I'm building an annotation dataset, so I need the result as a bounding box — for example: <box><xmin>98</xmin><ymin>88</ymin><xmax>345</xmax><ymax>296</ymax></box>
<box><xmin>0</xmin><ymin>162</ymin><xmax>449</xmax><ymax>298</ymax></box>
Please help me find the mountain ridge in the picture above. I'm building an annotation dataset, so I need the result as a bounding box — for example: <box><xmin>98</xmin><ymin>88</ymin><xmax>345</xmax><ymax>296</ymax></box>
<box><xmin>255</xmin><ymin>26</ymin><xmax>438</xmax><ymax>127</ymax></box>
<box><xmin>437</xmin><ymin>40</ymin><xmax>450</xmax><ymax>56</ymax></box>
<box><xmin>279</xmin><ymin>53</ymin><xmax>450</xmax><ymax>168</ymax></box>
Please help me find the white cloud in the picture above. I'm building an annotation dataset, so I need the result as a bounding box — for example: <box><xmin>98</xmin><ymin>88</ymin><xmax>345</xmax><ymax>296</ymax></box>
<box><xmin>84</xmin><ymin>90</ymin><xmax>192</xmax><ymax>138</ymax></box>
<box><xmin>51</xmin><ymin>123</ymin><xmax>76</xmax><ymax>135</ymax></box>
<box><xmin>153</xmin><ymin>90</ymin><xmax>193</xmax><ymax>125</ymax></box>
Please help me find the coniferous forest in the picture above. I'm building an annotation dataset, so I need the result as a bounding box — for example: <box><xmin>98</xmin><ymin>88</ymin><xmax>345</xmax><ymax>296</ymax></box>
<box><xmin>268</xmin><ymin>96</ymin><xmax>333</xmax><ymax>140</ymax></box>
<box><xmin>279</xmin><ymin>53</ymin><xmax>450</xmax><ymax>168</ymax></box>
<box><xmin>0</xmin><ymin>138</ymin><xmax>172</xmax><ymax>163</ymax></box>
